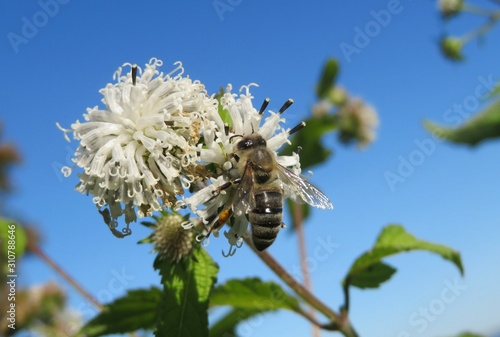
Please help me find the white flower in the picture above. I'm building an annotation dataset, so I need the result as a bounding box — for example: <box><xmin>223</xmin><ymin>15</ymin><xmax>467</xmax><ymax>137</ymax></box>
<box><xmin>57</xmin><ymin>58</ymin><xmax>217</xmax><ymax>236</ymax></box>
<box><xmin>337</xmin><ymin>98</ymin><xmax>378</xmax><ymax>148</ymax></box>
<box><xmin>179</xmin><ymin>84</ymin><xmax>302</xmax><ymax>255</ymax></box>
<box><xmin>438</xmin><ymin>0</ymin><xmax>463</xmax><ymax>17</ymax></box>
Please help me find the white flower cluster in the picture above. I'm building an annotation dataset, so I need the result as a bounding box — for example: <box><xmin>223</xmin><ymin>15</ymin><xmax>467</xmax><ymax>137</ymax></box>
<box><xmin>58</xmin><ymin>59</ymin><xmax>299</xmax><ymax>253</ymax></box>
<box><xmin>337</xmin><ymin>98</ymin><xmax>378</xmax><ymax>148</ymax></box>
<box><xmin>58</xmin><ymin>58</ymin><xmax>217</xmax><ymax>236</ymax></box>
<box><xmin>179</xmin><ymin>84</ymin><xmax>301</xmax><ymax>255</ymax></box>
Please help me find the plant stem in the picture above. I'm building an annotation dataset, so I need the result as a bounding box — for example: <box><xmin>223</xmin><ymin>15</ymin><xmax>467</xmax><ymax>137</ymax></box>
<box><xmin>342</xmin><ymin>278</ymin><xmax>350</xmax><ymax>312</ymax></box>
<box><xmin>27</xmin><ymin>240</ymin><xmax>103</xmax><ymax>310</ymax></box>
<box><xmin>462</xmin><ymin>3</ymin><xmax>495</xmax><ymax>17</ymax></box>
<box><xmin>244</xmin><ymin>237</ymin><xmax>360</xmax><ymax>336</ymax></box>
<box><xmin>292</xmin><ymin>203</ymin><xmax>320</xmax><ymax>337</ymax></box>
<box><xmin>244</xmin><ymin>236</ymin><xmax>340</xmax><ymax>322</ymax></box>
<box><xmin>461</xmin><ymin>10</ymin><xmax>500</xmax><ymax>43</ymax></box>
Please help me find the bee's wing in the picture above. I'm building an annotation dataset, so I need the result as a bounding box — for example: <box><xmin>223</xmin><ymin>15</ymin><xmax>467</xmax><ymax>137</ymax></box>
<box><xmin>232</xmin><ymin>161</ymin><xmax>256</xmax><ymax>216</ymax></box>
<box><xmin>277</xmin><ymin>165</ymin><xmax>333</xmax><ymax>209</ymax></box>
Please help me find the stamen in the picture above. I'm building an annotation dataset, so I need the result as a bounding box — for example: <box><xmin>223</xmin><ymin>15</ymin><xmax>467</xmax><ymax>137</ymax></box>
<box><xmin>222</xmin><ymin>245</ymin><xmax>237</xmax><ymax>257</ymax></box>
<box><xmin>279</xmin><ymin>99</ymin><xmax>294</xmax><ymax>115</ymax></box>
<box><xmin>258</xmin><ymin>98</ymin><xmax>270</xmax><ymax>115</ymax></box>
<box><xmin>131</xmin><ymin>65</ymin><xmax>138</xmax><ymax>86</ymax></box>
<box><xmin>288</xmin><ymin>121</ymin><xmax>306</xmax><ymax>135</ymax></box>
<box><xmin>224</xmin><ymin>123</ymin><xmax>230</xmax><ymax>136</ymax></box>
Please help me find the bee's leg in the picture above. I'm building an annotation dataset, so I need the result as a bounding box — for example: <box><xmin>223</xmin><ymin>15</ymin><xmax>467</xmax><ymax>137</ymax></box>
<box><xmin>201</xmin><ymin>207</ymin><xmax>233</xmax><ymax>242</ymax></box>
<box><xmin>211</xmin><ymin>177</ymin><xmax>242</xmax><ymax>197</ymax></box>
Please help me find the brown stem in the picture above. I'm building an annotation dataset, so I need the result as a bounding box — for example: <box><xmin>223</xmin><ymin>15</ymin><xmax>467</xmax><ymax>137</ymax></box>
<box><xmin>27</xmin><ymin>240</ymin><xmax>102</xmax><ymax>310</ymax></box>
<box><xmin>27</xmin><ymin>234</ymin><xmax>143</xmax><ymax>337</ymax></box>
<box><xmin>244</xmin><ymin>237</ymin><xmax>360</xmax><ymax>336</ymax></box>
<box><xmin>244</xmin><ymin>236</ymin><xmax>340</xmax><ymax>323</ymax></box>
<box><xmin>292</xmin><ymin>203</ymin><xmax>320</xmax><ymax>337</ymax></box>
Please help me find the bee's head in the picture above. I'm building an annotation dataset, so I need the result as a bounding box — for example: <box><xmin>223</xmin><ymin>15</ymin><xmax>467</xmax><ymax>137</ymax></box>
<box><xmin>234</xmin><ymin>133</ymin><xmax>266</xmax><ymax>151</ymax></box>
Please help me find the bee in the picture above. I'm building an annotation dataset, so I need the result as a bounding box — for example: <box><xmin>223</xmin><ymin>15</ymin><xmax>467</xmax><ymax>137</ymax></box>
<box><xmin>209</xmin><ymin>103</ymin><xmax>333</xmax><ymax>251</ymax></box>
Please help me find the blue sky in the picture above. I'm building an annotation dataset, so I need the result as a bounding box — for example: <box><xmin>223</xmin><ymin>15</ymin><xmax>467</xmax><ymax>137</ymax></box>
<box><xmin>1</xmin><ymin>1</ymin><xmax>500</xmax><ymax>336</ymax></box>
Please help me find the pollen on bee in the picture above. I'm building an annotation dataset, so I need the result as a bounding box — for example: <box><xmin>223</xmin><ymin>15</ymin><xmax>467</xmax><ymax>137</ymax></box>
<box><xmin>218</xmin><ymin>208</ymin><xmax>232</xmax><ymax>224</ymax></box>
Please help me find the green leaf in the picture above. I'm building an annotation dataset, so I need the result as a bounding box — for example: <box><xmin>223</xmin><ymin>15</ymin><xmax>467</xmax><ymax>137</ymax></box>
<box><xmin>209</xmin><ymin>308</ymin><xmax>261</xmax><ymax>337</ymax></box>
<box><xmin>424</xmin><ymin>100</ymin><xmax>500</xmax><ymax>146</ymax></box>
<box><xmin>156</xmin><ymin>246</ymin><xmax>219</xmax><ymax>337</ymax></box>
<box><xmin>316</xmin><ymin>59</ymin><xmax>339</xmax><ymax>99</ymax></box>
<box><xmin>348</xmin><ymin>261</ymin><xmax>396</xmax><ymax>289</ymax></box>
<box><xmin>78</xmin><ymin>287</ymin><xmax>162</xmax><ymax>337</ymax></box>
<box><xmin>214</xmin><ymin>86</ymin><xmax>232</xmax><ymax>127</ymax></box>
<box><xmin>344</xmin><ymin>224</ymin><xmax>463</xmax><ymax>290</ymax></box>
<box><xmin>281</xmin><ymin>114</ymin><xmax>337</xmax><ymax>169</ymax></box>
<box><xmin>210</xmin><ymin>278</ymin><xmax>301</xmax><ymax>313</ymax></box>
<box><xmin>451</xmin><ymin>333</ymin><xmax>486</xmax><ymax>337</ymax></box>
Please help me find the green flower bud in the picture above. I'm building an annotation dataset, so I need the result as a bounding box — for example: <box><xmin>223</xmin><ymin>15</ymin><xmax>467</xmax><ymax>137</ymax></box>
<box><xmin>152</xmin><ymin>213</ymin><xmax>194</xmax><ymax>262</ymax></box>
<box><xmin>440</xmin><ymin>37</ymin><xmax>464</xmax><ymax>61</ymax></box>
<box><xmin>328</xmin><ymin>86</ymin><xmax>348</xmax><ymax>106</ymax></box>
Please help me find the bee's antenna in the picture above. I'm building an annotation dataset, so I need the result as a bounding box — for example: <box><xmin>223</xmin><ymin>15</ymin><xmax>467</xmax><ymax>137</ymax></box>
<box><xmin>279</xmin><ymin>99</ymin><xmax>294</xmax><ymax>115</ymax></box>
<box><xmin>131</xmin><ymin>64</ymin><xmax>138</xmax><ymax>86</ymax></box>
<box><xmin>288</xmin><ymin>121</ymin><xmax>306</xmax><ymax>136</ymax></box>
<box><xmin>258</xmin><ymin>98</ymin><xmax>270</xmax><ymax>115</ymax></box>
<box><xmin>229</xmin><ymin>134</ymin><xmax>243</xmax><ymax>142</ymax></box>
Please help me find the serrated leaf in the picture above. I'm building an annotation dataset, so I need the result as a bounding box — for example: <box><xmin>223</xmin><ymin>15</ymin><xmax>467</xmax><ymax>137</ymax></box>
<box><xmin>348</xmin><ymin>261</ymin><xmax>396</xmax><ymax>289</ymax></box>
<box><xmin>156</xmin><ymin>246</ymin><xmax>219</xmax><ymax>337</ymax></box>
<box><xmin>316</xmin><ymin>59</ymin><xmax>339</xmax><ymax>99</ymax></box>
<box><xmin>210</xmin><ymin>278</ymin><xmax>301</xmax><ymax>313</ymax></box>
<box><xmin>78</xmin><ymin>287</ymin><xmax>161</xmax><ymax>337</ymax></box>
<box><xmin>209</xmin><ymin>308</ymin><xmax>261</xmax><ymax>337</ymax></box>
<box><xmin>424</xmin><ymin>100</ymin><xmax>500</xmax><ymax>146</ymax></box>
<box><xmin>281</xmin><ymin>114</ymin><xmax>337</xmax><ymax>169</ymax></box>
<box><xmin>344</xmin><ymin>224</ymin><xmax>463</xmax><ymax>290</ymax></box>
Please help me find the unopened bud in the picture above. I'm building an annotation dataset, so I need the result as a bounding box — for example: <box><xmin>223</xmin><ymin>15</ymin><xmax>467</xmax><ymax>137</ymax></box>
<box><xmin>438</xmin><ymin>0</ymin><xmax>463</xmax><ymax>18</ymax></box>
<box><xmin>152</xmin><ymin>213</ymin><xmax>194</xmax><ymax>262</ymax></box>
<box><xmin>328</xmin><ymin>86</ymin><xmax>348</xmax><ymax>106</ymax></box>
<box><xmin>440</xmin><ymin>37</ymin><xmax>464</xmax><ymax>61</ymax></box>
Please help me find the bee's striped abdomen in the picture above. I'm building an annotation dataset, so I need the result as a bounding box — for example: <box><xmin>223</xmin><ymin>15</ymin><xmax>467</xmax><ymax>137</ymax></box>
<box><xmin>249</xmin><ymin>191</ymin><xmax>283</xmax><ymax>251</ymax></box>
